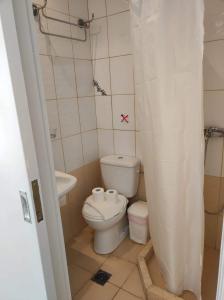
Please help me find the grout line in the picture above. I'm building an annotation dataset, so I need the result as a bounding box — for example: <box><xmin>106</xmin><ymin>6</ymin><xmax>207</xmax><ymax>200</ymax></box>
<box><xmin>93</xmin><ymin>53</ymin><xmax>133</xmax><ymax>60</ymax></box>
<box><xmin>204</xmin><ymin>89</ymin><xmax>224</xmax><ymax>92</ymax></box>
<box><xmin>204</xmin><ymin>39</ymin><xmax>224</xmax><ymax>44</ymax></box>
<box><xmin>39</xmin><ymin>53</ymin><xmax>93</xmax><ymax>62</ymax></box>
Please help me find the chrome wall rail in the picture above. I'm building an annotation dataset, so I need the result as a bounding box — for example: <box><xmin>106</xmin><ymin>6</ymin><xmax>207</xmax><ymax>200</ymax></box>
<box><xmin>32</xmin><ymin>0</ymin><xmax>94</xmax><ymax>42</ymax></box>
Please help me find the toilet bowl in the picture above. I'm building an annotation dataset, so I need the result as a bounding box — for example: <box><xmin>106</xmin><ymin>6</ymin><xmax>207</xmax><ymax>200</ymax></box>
<box><xmin>82</xmin><ymin>155</ymin><xmax>140</xmax><ymax>254</ymax></box>
<box><xmin>82</xmin><ymin>194</ymin><xmax>128</xmax><ymax>254</ymax></box>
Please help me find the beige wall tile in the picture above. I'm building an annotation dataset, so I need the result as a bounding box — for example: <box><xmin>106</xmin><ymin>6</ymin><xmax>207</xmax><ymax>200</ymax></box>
<box><xmin>135</xmin><ymin>173</ymin><xmax>147</xmax><ymax>202</ymax></box>
<box><xmin>218</xmin><ymin>178</ymin><xmax>224</xmax><ymax>211</ymax></box>
<box><xmin>60</xmin><ymin>160</ymin><xmax>101</xmax><ymax>243</ymax></box>
<box><xmin>204</xmin><ymin>175</ymin><xmax>221</xmax><ymax>213</ymax></box>
<box><xmin>205</xmin><ymin>213</ymin><xmax>218</xmax><ymax>248</ymax></box>
<box><xmin>216</xmin><ymin>214</ymin><xmax>223</xmax><ymax>250</ymax></box>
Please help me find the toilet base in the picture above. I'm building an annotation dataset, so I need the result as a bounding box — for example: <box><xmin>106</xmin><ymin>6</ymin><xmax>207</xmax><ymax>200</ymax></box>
<box><xmin>94</xmin><ymin>215</ymin><xmax>129</xmax><ymax>254</ymax></box>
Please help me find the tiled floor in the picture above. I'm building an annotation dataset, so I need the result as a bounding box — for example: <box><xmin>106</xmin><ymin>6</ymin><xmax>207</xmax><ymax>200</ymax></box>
<box><xmin>67</xmin><ymin>226</ymin><xmax>220</xmax><ymax>300</ymax></box>
<box><xmin>67</xmin><ymin>227</ymin><xmax>145</xmax><ymax>300</ymax></box>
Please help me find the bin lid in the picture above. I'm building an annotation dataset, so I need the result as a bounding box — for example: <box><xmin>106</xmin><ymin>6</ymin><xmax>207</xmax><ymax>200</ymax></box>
<box><xmin>128</xmin><ymin>201</ymin><xmax>148</xmax><ymax>218</ymax></box>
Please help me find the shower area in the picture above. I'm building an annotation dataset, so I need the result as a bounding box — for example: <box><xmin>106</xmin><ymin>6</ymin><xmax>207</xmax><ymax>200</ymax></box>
<box><xmin>33</xmin><ymin>0</ymin><xmax>224</xmax><ymax>299</ymax></box>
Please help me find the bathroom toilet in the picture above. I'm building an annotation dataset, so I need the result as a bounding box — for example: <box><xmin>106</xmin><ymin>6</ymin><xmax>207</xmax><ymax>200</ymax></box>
<box><xmin>82</xmin><ymin>155</ymin><xmax>140</xmax><ymax>254</ymax></box>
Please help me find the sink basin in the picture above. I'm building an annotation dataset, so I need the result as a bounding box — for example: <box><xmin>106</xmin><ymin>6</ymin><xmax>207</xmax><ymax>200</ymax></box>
<box><xmin>55</xmin><ymin>170</ymin><xmax>77</xmax><ymax>199</ymax></box>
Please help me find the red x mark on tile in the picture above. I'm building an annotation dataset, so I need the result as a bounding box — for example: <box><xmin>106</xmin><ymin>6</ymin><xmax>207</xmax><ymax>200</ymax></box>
<box><xmin>121</xmin><ymin>114</ymin><xmax>129</xmax><ymax>123</ymax></box>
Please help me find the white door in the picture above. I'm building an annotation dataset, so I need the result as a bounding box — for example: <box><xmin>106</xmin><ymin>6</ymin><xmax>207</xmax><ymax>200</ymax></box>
<box><xmin>0</xmin><ymin>0</ymin><xmax>57</xmax><ymax>299</ymax></box>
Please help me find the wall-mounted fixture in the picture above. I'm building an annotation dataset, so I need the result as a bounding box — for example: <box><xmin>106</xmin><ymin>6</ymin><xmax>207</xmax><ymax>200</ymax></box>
<box><xmin>32</xmin><ymin>0</ymin><xmax>94</xmax><ymax>42</ymax></box>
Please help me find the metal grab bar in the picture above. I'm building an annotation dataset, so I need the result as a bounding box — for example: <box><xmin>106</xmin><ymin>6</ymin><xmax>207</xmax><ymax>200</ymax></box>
<box><xmin>32</xmin><ymin>0</ymin><xmax>94</xmax><ymax>42</ymax></box>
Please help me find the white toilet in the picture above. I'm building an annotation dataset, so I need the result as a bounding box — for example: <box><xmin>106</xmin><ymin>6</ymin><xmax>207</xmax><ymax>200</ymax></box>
<box><xmin>82</xmin><ymin>155</ymin><xmax>140</xmax><ymax>254</ymax></box>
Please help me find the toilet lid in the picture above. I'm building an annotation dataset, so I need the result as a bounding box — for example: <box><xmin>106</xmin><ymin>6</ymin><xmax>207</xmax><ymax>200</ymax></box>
<box><xmin>82</xmin><ymin>194</ymin><xmax>128</xmax><ymax>221</ymax></box>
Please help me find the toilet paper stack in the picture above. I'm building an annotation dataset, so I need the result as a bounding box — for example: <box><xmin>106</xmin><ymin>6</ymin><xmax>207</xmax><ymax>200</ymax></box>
<box><xmin>92</xmin><ymin>187</ymin><xmax>105</xmax><ymax>201</ymax></box>
<box><xmin>92</xmin><ymin>187</ymin><xmax>118</xmax><ymax>201</ymax></box>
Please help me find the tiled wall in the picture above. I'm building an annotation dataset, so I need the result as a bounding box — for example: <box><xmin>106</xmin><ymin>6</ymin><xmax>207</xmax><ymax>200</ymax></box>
<box><xmin>203</xmin><ymin>0</ymin><xmax>224</xmax><ymax>249</ymax></box>
<box><xmin>35</xmin><ymin>0</ymin><xmax>101</xmax><ymax>242</ymax></box>
<box><xmin>36</xmin><ymin>0</ymin><xmax>99</xmax><ymax>174</ymax></box>
<box><xmin>88</xmin><ymin>0</ymin><xmax>142</xmax><ymax>160</ymax></box>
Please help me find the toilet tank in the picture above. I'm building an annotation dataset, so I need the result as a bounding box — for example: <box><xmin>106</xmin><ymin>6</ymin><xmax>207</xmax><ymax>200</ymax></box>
<box><xmin>100</xmin><ymin>155</ymin><xmax>140</xmax><ymax>198</ymax></box>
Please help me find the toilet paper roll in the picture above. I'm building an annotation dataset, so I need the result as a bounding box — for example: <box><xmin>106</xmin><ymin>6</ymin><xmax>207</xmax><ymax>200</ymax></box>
<box><xmin>105</xmin><ymin>189</ymin><xmax>118</xmax><ymax>202</ymax></box>
<box><xmin>92</xmin><ymin>187</ymin><xmax>105</xmax><ymax>201</ymax></box>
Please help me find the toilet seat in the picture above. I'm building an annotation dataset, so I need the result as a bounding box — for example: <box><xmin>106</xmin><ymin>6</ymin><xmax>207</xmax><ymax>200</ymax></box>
<box><xmin>82</xmin><ymin>194</ymin><xmax>128</xmax><ymax>221</ymax></box>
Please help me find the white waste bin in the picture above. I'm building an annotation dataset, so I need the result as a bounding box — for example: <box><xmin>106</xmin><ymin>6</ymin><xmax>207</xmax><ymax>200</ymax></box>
<box><xmin>128</xmin><ymin>201</ymin><xmax>149</xmax><ymax>244</ymax></box>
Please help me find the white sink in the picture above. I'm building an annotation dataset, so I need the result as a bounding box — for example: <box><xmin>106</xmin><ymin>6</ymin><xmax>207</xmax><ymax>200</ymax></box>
<box><xmin>55</xmin><ymin>170</ymin><xmax>77</xmax><ymax>199</ymax></box>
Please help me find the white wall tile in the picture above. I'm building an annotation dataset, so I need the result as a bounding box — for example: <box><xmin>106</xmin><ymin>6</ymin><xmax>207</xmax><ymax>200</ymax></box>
<box><xmin>82</xmin><ymin>130</ymin><xmax>99</xmax><ymax>163</ymax></box>
<box><xmin>40</xmin><ymin>55</ymin><xmax>56</xmax><ymax>99</ymax></box>
<box><xmin>78</xmin><ymin>97</ymin><xmax>97</xmax><ymax>131</ymax></box>
<box><xmin>35</xmin><ymin>17</ymin><xmax>51</xmax><ymax>55</ymax></box>
<box><xmin>114</xmin><ymin>130</ymin><xmax>135</xmax><ymax>156</ymax></box>
<box><xmin>93</xmin><ymin>58</ymin><xmax>111</xmax><ymax>95</ymax></box>
<box><xmin>69</xmin><ymin>0</ymin><xmax>88</xmax><ymax>18</ymax></box>
<box><xmin>108</xmin><ymin>11</ymin><xmax>131</xmax><ymax>57</ymax></box>
<box><xmin>110</xmin><ymin>55</ymin><xmax>134</xmax><ymax>94</ymax></box>
<box><xmin>98</xmin><ymin>129</ymin><xmax>114</xmax><ymax>157</ymax></box>
<box><xmin>95</xmin><ymin>96</ymin><xmax>113</xmax><ymax>129</ymax></box>
<box><xmin>62</xmin><ymin>134</ymin><xmax>84</xmax><ymax>172</ymax></box>
<box><xmin>204</xmin><ymin>91</ymin><xmax>224</xmax><ymax>128</ymax></box>
<box><xmin>204</xmin><ymin>41</ymin><xmax>224</xmax><ymax>90</ymax></box>
<box><xmin>47</xmin><ymin>10</ymin><xmax>73</xmax><ymax>58</ymax></box>
<box><xmin>205</xmin><ymin>138</ymin><xmax>223</xmax><ymax>177</ymax></box>
<box><xmin>71</xmin><ymin>17</ymin><xmax>91</xmax><ymax>59</ymax></box>
<box><xmin>204</xmin><ymin>0</ymin><xmax>224</xmax><ymax>41</ymax></box>
<box><xmin>46</xmin><ymin>100</ymin><xmax>61</xmax><ymax>139</ymax></box>
<box><xmin>135</xmin><ymin>93</ymin><xmax>142</xmax><ymax>131</ymax></box>
<box><xmin>58</xmin><ymin>98</ymin><xmax>80</xmax><ymax>137</ymax></box>
<box><xmin>90</xmin><ymin>18</ymin><xmax>108</xmax><ymax>59</ymax></box>
<box><xmin>51</xmin><ymin>139</ymin><xmax>65</xmax><ymax>171</ymax></box>
<box><xmin>106</xmin><ymin>0</ymin><xmax>129</xmax><ymax>15</ymax></box>
<box><xmin>47</xmin><ymin>0</ymin><xmax>69</xmax><ymax>14</ymax></box>
<box><xmin>112</xmin><ymin>95</ymin><xmax>135</xmax><ymax>130</ymax></box>
<box><xmin>136</xmin><ymin>131</ymin><xmax>142</xmax><ymax>162</ymax></box>
<box><xmin>53</xmin><ymin>57</ymin><xmax>77</xmax><ymax>98</ymax></box>
<box><xmin>88</xmin><ymin>0</ymin><xmax>107</xmax><ymax>19</ymax></box>
<box><xmin>75</xmin><ymin>59</ymin><xmax>94</xmax><ymax>97</ymax></box>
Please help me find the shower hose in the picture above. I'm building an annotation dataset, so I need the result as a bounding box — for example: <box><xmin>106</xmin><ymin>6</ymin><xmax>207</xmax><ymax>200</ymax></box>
<box><xmin>204</xmin><ymin>127</ymin><xmax>224</xmax><ymax>215</ymax></box>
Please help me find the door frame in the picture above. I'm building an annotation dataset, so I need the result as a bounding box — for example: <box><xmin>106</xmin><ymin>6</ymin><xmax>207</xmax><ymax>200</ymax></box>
<box><xmin>11</xmin><ymin>1</ymin><xmax>71</xmax><ymax>299</ymax></box>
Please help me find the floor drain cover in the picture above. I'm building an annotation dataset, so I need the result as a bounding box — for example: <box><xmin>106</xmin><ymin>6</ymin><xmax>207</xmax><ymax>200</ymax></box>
<box><xmin>91</xmin><ymin>269</ymin><xmax>112</xmax><ymax>286</ymax></box>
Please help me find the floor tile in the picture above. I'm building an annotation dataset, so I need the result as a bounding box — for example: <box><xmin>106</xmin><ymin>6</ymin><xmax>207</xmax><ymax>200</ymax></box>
<box><xmin>112</xmin><ymin>238</ymin><xmax>144</xmax><ymax>264</ymax></box>
<box><xmin>75</xmin><ymin>281</ymin><xmax>119</xmax><ymax>300</ymax></box>
<box><xmin>113</xmin><ymin>289</ymin><xmax>142</xmax><ymax>300</ymax></box>
<box><xmin>101</xmin><ymin>256</ymin><xmax>135</xmax><ymax>287</ymax></box>
<box><xmin>122</xmin><ymin>266</ymin><xmax>146</xmax><ymax>299</ymax></box>
<box><xmin>68</xmin><ymin>239</ymin><xmax>108</xmax><ymax>273</ymax></box>
<box><xmin>68</xmin><ymin>265</ymin><xmax>92</xmax><ymax>295</ymax></box>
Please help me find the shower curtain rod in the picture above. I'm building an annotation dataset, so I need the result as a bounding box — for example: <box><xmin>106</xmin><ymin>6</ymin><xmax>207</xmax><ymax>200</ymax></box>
<box><xmin>32</xmin><ymin>0</ymin><xmax>94</xmax><ymax>42</ymax></box>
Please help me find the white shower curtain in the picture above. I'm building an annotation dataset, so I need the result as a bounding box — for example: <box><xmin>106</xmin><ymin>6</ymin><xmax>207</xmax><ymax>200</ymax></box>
<box><xmin>130</xmin><ymin>1</ymin><xmax>204</xmax><ymax>299</ymax></box>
